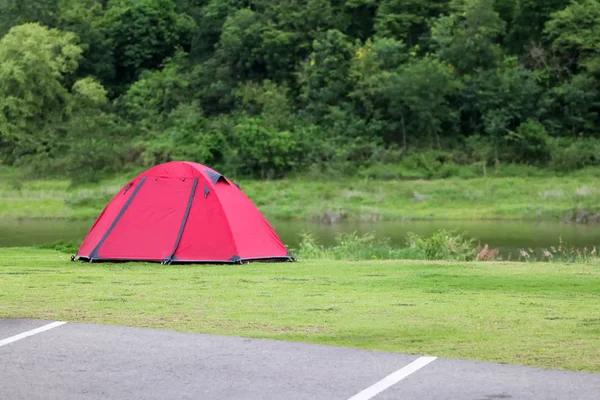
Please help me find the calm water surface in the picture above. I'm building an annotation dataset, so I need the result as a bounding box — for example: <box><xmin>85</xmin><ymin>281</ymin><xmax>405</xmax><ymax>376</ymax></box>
<box><xmin>3</xmin><ymin>219</ymin><xmax>600</xmax><ymax>256</ymax></box>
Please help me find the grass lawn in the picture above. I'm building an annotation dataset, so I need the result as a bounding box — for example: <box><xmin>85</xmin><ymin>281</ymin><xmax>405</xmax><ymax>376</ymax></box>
<box><xmin>1</xmin><ymin>248</ymin><xmax>599</xmax><ymax>372</ymax></box>
<box><xmin>2</xmin><ymin>165</ymin><xmax>600</xmax><ymax>221</ymax></box>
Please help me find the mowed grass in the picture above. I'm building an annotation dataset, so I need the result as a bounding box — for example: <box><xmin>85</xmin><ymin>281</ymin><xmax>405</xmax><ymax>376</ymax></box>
<box><xmin>1</xmin><ymin>248</ymin><xmax>599</xmax><ymax>372</ymax></box>
<box><xmin>2</xmin><ymin>165</ymin><xmax>600</xmax><ymax>221</ymax></box>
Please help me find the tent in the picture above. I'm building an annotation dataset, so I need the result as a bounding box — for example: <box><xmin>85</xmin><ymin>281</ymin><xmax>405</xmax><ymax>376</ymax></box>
<box><xmin>73</xmin><ymin>161</ymin><xmax>294</xmax><ymax>264</ymax></box>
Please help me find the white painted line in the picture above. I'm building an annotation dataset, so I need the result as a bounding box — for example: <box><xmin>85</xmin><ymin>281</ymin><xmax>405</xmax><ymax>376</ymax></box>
<box><xmin>0</xmin><ymin>321</ymin><xmax>67</xmax><ymax>348</ymax></box>
<box><xmin>347</xmin><ymin>356</ymin><xmax>437</xmax><ymax>400</ymax></box>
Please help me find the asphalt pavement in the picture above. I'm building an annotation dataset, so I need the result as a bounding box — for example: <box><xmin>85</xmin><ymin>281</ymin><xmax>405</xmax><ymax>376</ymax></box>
<box><xmin>1</xmin><ymin>319</ymin><xmax>598</xmax><ymax>400</ymax></box>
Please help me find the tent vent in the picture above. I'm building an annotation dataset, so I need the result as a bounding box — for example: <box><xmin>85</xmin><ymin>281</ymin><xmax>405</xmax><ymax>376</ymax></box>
<box><xmin>205</xmin><ymin>169</ymin><xmax>229</xmax><ymax>185</ymax></box>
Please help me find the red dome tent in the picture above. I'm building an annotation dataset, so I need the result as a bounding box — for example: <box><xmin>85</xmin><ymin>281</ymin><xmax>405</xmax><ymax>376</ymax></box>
<box><xmin>73</xmin><ymin>161</ymin><xmax>294</xmax><ymax>264</ymax></box>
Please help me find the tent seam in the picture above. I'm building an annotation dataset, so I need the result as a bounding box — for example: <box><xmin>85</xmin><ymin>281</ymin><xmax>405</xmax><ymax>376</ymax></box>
<box><xmin>200</xmin><ymin>176</ymin><xmax>241</xmax><ymax>260</ymax></box>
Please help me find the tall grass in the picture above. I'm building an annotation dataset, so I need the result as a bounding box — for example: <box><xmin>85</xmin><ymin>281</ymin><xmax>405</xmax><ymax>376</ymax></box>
<box><xmin>295</xmin><ymin>229</ymin><xmax>477</xmax><ymax>261</ymax></box>
<box><xmin>405</xmin><ymin>229</ymin><xmax>477</xmax><ymax>261</ymax></box>
<box><xmin>515</xmin><ymin>237</ymin><xmax>600</xmax><ymax>264</ymax></box>
<box><xmin>295</xmin><ymin>230</ymin><xmax>600</xmax><ymax>264</ymax></box>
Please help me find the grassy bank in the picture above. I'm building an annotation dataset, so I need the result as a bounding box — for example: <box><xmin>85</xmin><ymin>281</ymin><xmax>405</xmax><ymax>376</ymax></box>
<box><xmin>3</xmin><ymin>166</ymin><xmax>600</xmax><ymax>222</ymax></box>
<box><xmin>1</xmin><ymin>247</ymin><xmax>599</xmax><ymax>372</ymax></box>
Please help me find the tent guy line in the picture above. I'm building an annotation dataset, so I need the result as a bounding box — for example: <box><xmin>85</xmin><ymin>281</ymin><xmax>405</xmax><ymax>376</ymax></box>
<box><xmin>346</xmin><ymin>356</ymin><xmax>438</xmax><ymax>400</ymax></box>
<box><xmin>0</xmin><ymin>321</ymin><xmax>67</xmax><ymax>348</ymax></box>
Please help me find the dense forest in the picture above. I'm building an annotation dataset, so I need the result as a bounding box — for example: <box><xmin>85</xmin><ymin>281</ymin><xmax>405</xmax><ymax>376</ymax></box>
<box><xmin>1</xmin><ymin>0</ymin><xmax>600</xmax><ymax>183</ymax></box>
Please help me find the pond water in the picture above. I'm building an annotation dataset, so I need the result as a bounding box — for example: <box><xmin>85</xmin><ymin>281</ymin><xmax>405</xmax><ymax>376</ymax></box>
<box><xmin>3</xmin><ymin>218</ymin><xmax>600</xmax><ymax>257</ymax></box>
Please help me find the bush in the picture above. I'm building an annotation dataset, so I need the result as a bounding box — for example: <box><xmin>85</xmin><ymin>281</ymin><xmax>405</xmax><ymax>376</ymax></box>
<box><xmin>295</xmin><ymin>230</ymin><xmax>478</xmax><ymax>261</ymax></box>
<box><xmin>295</xmin><ymin>231</ymin><xmax>423</xmax><ymax>261</ymax></box>
<box><xmin>550</xmin><ymin>137</ymin><xmax>600</xmax><ymax>172</ymax></box>
<box><xmin>405</xmin><ymin>229</ymin><xmax>477</xmax><ymax>261</ymax></box>
<box><xmin>19</xmin><ymin>112</ymin><xmax>139</xmax><ymax>185</ymax></box>
<box><xmin>357</xmin><ymin>150</ymin><xmax>483</xmax><ymax>180</ymax></box>
<box><xmin>505</xmin><ymin>120</ymin><xmax>552</xmax><ymax>165</ymax></box>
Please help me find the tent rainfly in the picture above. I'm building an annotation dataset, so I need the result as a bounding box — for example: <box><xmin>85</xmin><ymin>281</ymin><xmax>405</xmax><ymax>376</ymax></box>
<box><xmin>73</xmin><ymin>161</ymin><xmax>294</xmax><ymax>264</ymax></box>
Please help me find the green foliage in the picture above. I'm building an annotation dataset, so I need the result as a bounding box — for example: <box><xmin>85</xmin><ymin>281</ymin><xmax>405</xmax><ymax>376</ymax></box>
<box><xmin>503</xmin><ymin>0</ymin><xmax>569</xmax><ymax>53</ymax></box>
<box><xmin>2</xmin><ymin>0</ymin><xmax>600</xmax><ymax>183</ymax></box>
<box><xmin>119</xmin><ymin>52</ymin><xmax>191</xmax><ymax>129</ymax></box>
<box><xmin>188</xmin><ymin>0</ymin><xmax>244</xmax><ymax>58</ymax></box>
<box><xmin>0</xmin><ymin>0</ymin><xmax>59</xmax><ymax>36</ymax></box>
<box><xmin>296</xmin><ymin>229</ymin><xmax>477</xmax><ymax>261</ymax></box>
<box><xmin>545</xmin><ymin>0</ymin><xmax>600</xmax><ymax>74</ymax></box>
<box><xmin>375</xmin><ymin>0</ymin><xmax>450</xmax><ymax>45</ymax></box>
<box><xmin>387</xmin><ymin>57</ymin><xmax>459</xmax><ymax>148</ymax></box>
<box><xmin>137</xmin><ymin>102</ymin><xmax>227</xmax><ymax>168</ymax></box>
<box><xmin>100</xmin><ymin>0</ymin><xmax>195</xmax><ymax>87</ymax></box>
<box><xmin>543</xmin><ymin>73</ymin><xmax>600</xmax><ymax>136</ymax></box>
<box><xmin>296</xmin><ymin>231</ymin><xmax>422</xmax><ymax>261</ymax></box>
<box><xmin>349</xmin><ymin>37</ymin><xmax>407</xmax><ymax>120</ymax></box>
<box><xmin>505</xmin><ymin>119</ymin><xmax>552</xmax><ymax>165</ymax></box>
<box><xmin>550</xmin><ymin>137</ymin><xmax>600</xmax><ymax>172</ymax></box>
<box><xmin>217</xmin><ymin>9</ymin><xmax>266</xmax><ymax>81</ymax></box>
<box><xmin>300</xmin><ymin>29</ymin><xmax>356</xmax><ymax>117</ymax></box>
<box><xmin>231</xmin><ymin>116</ymin><xmax>309</xmax><ymax>179</ymax></box>
<box><xmin>405</xmin><ymin>229</ymin><xmax>478</xmax><ymax>261</ymax></box>
<box><xmin>458</xmin><ymin>57</ymin><xmax>546</xmax><ymax>164</ymax></box>
<box><xmin>57</xmin><ymin>0</ymin><xmax>114</xmax><ymax>83</ymax></box>
<box><xmin>0</xmin><ymin>23</ymin><xmax>82</xmax><ymax>163</ymax></box>
<box><xmin>358</xmin><ymin>151</ymin><xmax>482</xmax><ymax>180</ymax></box>
<box><xmin>431</xmin><ymin>0</ymin><xmax>506</xmax><ymax>74</ymax></box>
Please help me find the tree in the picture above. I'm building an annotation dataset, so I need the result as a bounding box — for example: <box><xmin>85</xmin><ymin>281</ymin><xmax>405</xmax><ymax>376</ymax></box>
<box><xmin>57</xmin><ymin>0</ymin><xmax>115</xmax><ymax>86</ymax></box>
<box><xmin>431</xmin><ymin>0</ymin><xmax>506</xmax><ymax>74</ymax></box>
<box><xmin>255</xmin><ymin>0</ymin><xmax>342</xmax><ymax>87</ymax></box>
<box><xmin>387</xmin><ymin>57</ymin><xmax>459</xmax><ymax>149</ymax></box>
<box><xmin>300</xmin><ymin>29</ymin><xmax>356</xmax><ymax>119</ymax></box>
<box><xmin>0</xmin><ymin>0</ymin><xmax>59</xmax><ymax>36</ymax></box>
<box><xmin>545</xmin><ymin>0</ymin><xmax>600</xmax><ymax>75</ymax></box>
<box><xmin>99</xmin><ymin>0</ymin><xmax>196</xmax><ymax>89</ymax></box>
<box><xmin>0</xmin><ymin>22</ymin><xmax>123</xmax><ymax>181</ymax></box>
<box><xmin>349</xmin><ymin>37</ymin><xmax>407</xmax><ymax>119</ymax></box>
<box><xmin>234</xmin><ymin>80</ymin><xmax>294</xmax><ymax>130</ymax></box>
<box><xmin>458</xmin><ymin>57</ymin><xmax>545</xmax><ymax>163</ymax></box>
<box><xmin>375</xmin><ymin>0</ymin><xmax>450</xmax><ymax>46</ymax></box>
<box><xmin>187</xmin><ymin>0</ymin><xmax>245</xmax><ymax>59</ymax></box>
<box><xmin>0</xmin><ymin>23</ymin><xmax>82</xmax><ymax>163</ymax></box>
<box><xmin>341</xmin><ymin>0</ymin><xmax>378</xmax><ymax>40</ymax></box>
<box><xmin>542</xmin><ymin>73</ymin><xmax>600</xmax><ymax>137</ymax></box>
<box><xmin>119</xmin><ymin>52</ymin><xmax>192</xmax><ymax>131</ymax></box>
<box><xmin>503</xmin><ymin>0</ymin><xmax>569</xmax><ymax>53</ymax></box>
<box><xmin>217</xmin><ymin>9</ymin><xmax>267</xmax><ymax>81</ymax></box>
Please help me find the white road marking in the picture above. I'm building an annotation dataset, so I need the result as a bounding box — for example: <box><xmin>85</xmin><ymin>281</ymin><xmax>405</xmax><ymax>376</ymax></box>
<box><xmin>347</xmin><ymin>356</ymin><xmax>437</xmax><ymax>400</ymax></box>
<box><xmin>0</xmin><ymin>321</ymin><xmax>67</xmax><ymax>348</ymax></box>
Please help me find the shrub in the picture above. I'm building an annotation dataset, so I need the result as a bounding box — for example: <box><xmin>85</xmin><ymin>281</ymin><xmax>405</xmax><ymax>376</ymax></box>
<box><xmin>232</xmin><ymin>116</ymin><xmax>313</xmax><ymax>179</ymax></box>
<box><xmin>295</xmin><ymin>231</ymin><xmax>329</xmax><ymax>260</ymax></box>
<box><xmin>357</xmin><ymin>150</ymin><xmax>483</xmax><ymax>180</ymax></box>
<box><xmin>295</xmin><ymin>231</ymin><xmax>423</xmax><ymax>261</ymax></box>
<box><xmin>550</xmin><ymin>137</ymin><xmax>600</xmax><ymax>172</ymax></box>
<box><xmin>405</xmin><ymin>229</ymin><xmax>477</xmax><ymax>261</ymax></box>
<box><xmin>505</xmin><ymin>120</ymin><xmax>552</xmax><ymax>165</ymax></box>
<box><xmin>296</xmin><ymin>230</ymin><xmax>477</xmax><ymax>261</ymax></box>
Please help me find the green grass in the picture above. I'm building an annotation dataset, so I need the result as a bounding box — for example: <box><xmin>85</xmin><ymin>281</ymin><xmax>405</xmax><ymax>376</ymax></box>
<box><xmin>1</xmin><ymin>247</ymin><xmax>599</xmax><ymax>372</ymax></box>
<box><xmin>3</xmin><ymin>165</ymin><xmax>600</xmax><ymax>221</ymax></box>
